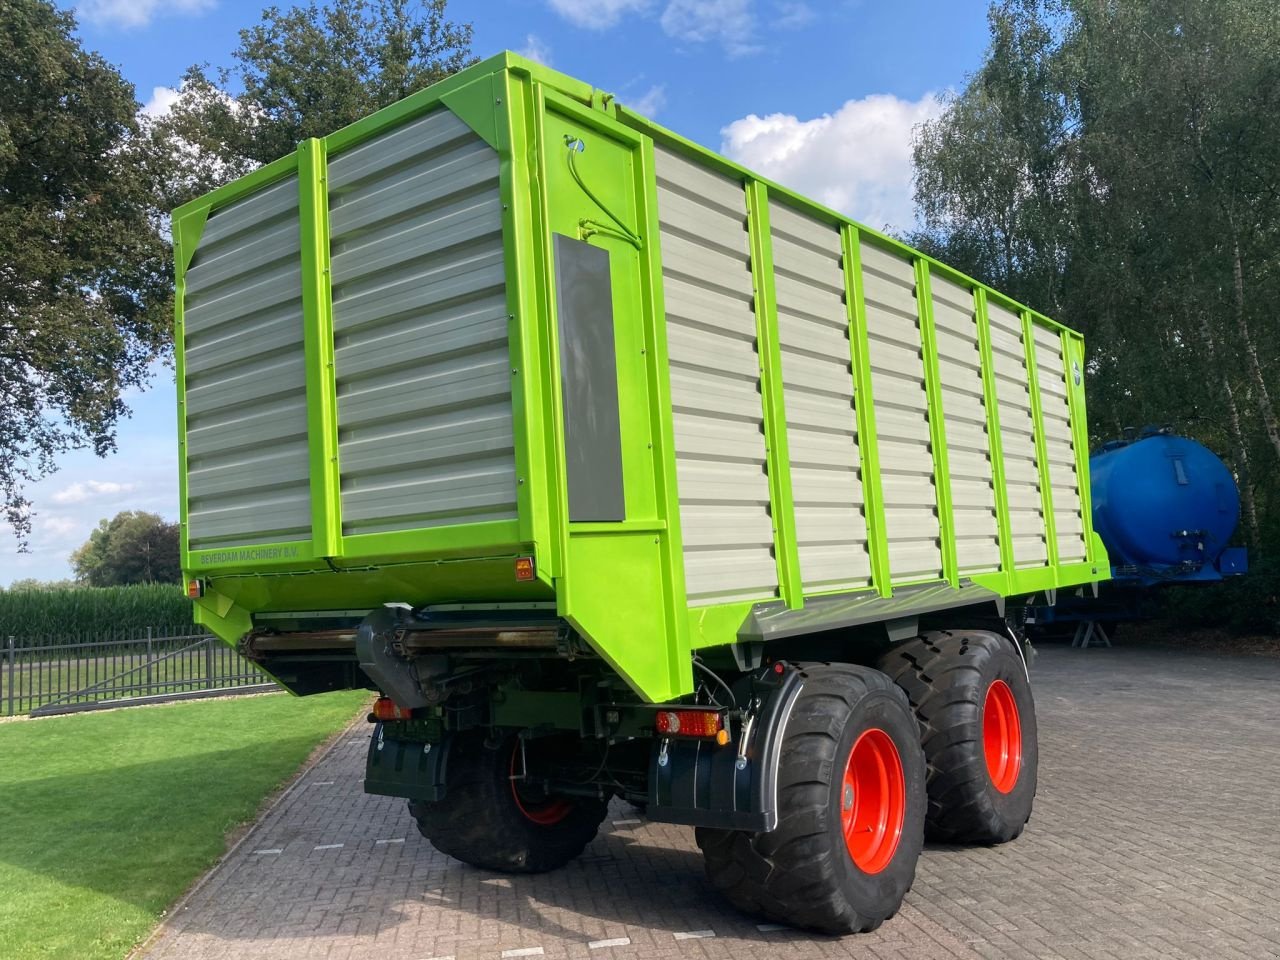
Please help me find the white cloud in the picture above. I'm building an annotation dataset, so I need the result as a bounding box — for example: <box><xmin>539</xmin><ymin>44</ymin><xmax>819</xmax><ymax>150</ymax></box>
<box><xmin>78</xmin><ymin>0</ymin><xmax>215</xmax><ymax>28</ymax></box>
<box><xmin>660</xmin><ymin>0</ymin><xmax>759</xmax><ymax>57</ymax></box>
<box><xmin>38</xmin><ymin>515</ymin><xmax>83</xmax><ymax>541</ymax></box>
<box><xmin>628</xmin><ymin>84</ymin><xmax>667</xmax><ymax>118</ymax></box>
<box><xmin>721</xmin><ymin>91</ymin><xmax>945</xmax><ymax>232</ymax></box>
<box><xmin>772</xmin><ymin>1</ymin><xmax>815</xmax><ymax>29</ymax></box>
<box><xmin>517</xmin><ymin>34</ymin><xmax>553</xmax><ymax>66</ymax></box>
<box><xmin>547</xmin><ymin>0</ymin><xmax>764</xmax><ymax>55</ymax></box>
<box><xmin>51</xmin><ymin>480</ymin><xmax>136</xmax><ymax>506</ymax></box>
<box><xmin>547</xmin><ymin>0</ymin><xmax>650</xmax><ymax>30</ymax></box>
<box><xmin>140</xmin><ymin>85</ymin><xmax>182</xmax><ymax>119</ymax></box>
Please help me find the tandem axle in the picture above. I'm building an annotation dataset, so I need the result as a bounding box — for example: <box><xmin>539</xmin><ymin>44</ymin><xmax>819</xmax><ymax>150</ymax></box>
<box><xmin>279</xmin><ymin>603</ymin><xmax>1044</xmax><ymax>934</ymax></box>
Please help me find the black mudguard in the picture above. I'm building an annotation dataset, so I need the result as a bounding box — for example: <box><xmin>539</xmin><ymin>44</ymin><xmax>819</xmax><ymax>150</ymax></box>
<box><xmin>646</xmin><ymin>663</ymin><xmax>804</xmax><ymax>833</ymax></box>
<box><xmin>365</xmin><ymin>722</ymin><xmax>453</xmax><ymax>802</ymax></box>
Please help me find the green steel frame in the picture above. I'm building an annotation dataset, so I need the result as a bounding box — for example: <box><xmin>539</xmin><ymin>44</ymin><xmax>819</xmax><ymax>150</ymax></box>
<box><xmin>172</xmin><ymin>52</ymin><xmax>1108</xmax><ymax>703</ymax></box>
<box><xmin>1022</xmin><ymin>309</ymin><xmax>1060</xmax><ymax>573</ymax></box>
<box><xmin>842</xmin><ymin>227</ymin><xmax>892</xmax><ymax>598</ymax></box>
<box><xmin>974</xmin><ymin>289</ymin><xmax>1017</xmax><ymax>581</ymax></box>
<box><xmin>914</xmin><ymin>261</ymin><xmax>958</xmax><ymax>589</ymax></box>
<box><xmin>747</xmin><ymin>182</ymin><xmax>803</xmax><ymax>608</ymax></box>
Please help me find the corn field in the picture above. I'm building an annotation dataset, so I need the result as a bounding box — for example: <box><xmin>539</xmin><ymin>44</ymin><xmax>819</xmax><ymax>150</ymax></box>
<box><xmin>0</xmin><ymin>584</ymin><xmax>193</xmax><ymax>644</ymax></box>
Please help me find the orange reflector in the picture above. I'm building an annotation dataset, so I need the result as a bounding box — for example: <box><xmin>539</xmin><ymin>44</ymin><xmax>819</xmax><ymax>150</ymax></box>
<box><xmin>186</xmin><ymin>579</ymin><xmax>204</xmax><ymax>599</ymax></box>
<box><xmin>655</xmin><ymin>709</ymin><xmax>724</xmax><ymax>738</ymax></box>
<box><xmin>514</xmin><ymin>556</ymin><xmax>535</xmax><ymax>582</ymax></box>
<box><xmin>372</xmin><ymin>697</ymin><xmax>414</xmax><ymax>722</ymax></box>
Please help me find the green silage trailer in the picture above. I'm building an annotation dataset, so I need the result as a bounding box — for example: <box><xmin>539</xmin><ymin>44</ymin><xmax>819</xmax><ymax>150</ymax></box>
<box><xmin>173</xmin><ymin>53</ymin><xmax>1108</xmax><ymax>933</ymax></box>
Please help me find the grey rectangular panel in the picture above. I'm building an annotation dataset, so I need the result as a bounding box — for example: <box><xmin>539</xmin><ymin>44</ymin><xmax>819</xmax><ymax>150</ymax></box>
<box><xmin>769</xmin><ymin>200</ymin><xmax>871</xmax><ymax>594</ymax></box>
<box><xmin>929</xmin><ymin>275</ymin><xmax>1000</xmax><ymax>575</ymax></box>
<box><xmin>182</xmin><ymin>174</ymin><xmax>311</xmax><ymax>551</ymax></box>
<box><xmin>329</xmin><ymin>109</ymin><xmax>517</xmax><ymax>536</ymax></box>
<box><xmin>859</xmin><ymin>243</ymin><xmax>943</xmax><ymax>582</ymax></box>
<box><xmin>1030</xmin><ymin>325</ymin><xmax>1088</xmax><ymax>561</ymax></box>
<box><xmin>987</xmin><ymin>303</ymin><xmax>1047</xmax><ymax>566</ymax></box>
<box><xmin>655</xmin><ymin>145</ymin><xmax>778</xmax><ymax>607</ymax></box>
<box><xmin>553</xmin><ymin>234</ymin><xmax>625</xmax><ymax>522</ymax></box>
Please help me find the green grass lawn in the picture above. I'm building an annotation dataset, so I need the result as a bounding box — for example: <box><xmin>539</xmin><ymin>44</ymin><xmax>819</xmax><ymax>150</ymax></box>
<box><xmin>0</xmin><ymin>690</ymin><xmax>369</xmax><ymax>960</ymax></box>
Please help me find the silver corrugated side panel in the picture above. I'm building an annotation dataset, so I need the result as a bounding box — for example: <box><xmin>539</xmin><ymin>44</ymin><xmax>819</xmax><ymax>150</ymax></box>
<box><xmin>655</xmin><ymin>146</ymin><xmax>779</xmax><ymax>607</ymax></box>
<box><xmin>987</xmin><ymin>302</ymin><xmax>1047</xmax><ymax>565</ymax></box>
<box><xmin>929</xmin><ymin>275</ymin><xmax>1001</xmax><ymax>575</ymax></box>
<box><xmin>859</xmin><ymin>243</ymin><xmax>943</xmax><ymax>582</ymax></box>
<box><xmin>1030</xmin><ymin>324</ymin><xmax>1088</xmax><ymax>561</ymax></box>
<box><xmin>328</xmin><ymin>109</ymin><xmax>517</xmax><ymax>537</ymax></box>
<box><xmin>183</xmin><ymin>175</ymin><xmax>311</xmax><ymax>550</ymax></box>
<box><xmin>769</xmin><ymin>201</ymin><xmax>872</xmax><ymax>593</ymax></box>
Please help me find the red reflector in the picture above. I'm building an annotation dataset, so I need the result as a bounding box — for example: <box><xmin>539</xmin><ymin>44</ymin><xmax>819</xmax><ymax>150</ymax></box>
<box><xmin>372</xmin><ymin>697</ymin><xmax>413</xmax><ymax>721</ymax></box>
<box><xmin>514</xmin><ymin>556</ymin><xmax>535</xmax><ymax>582</ymax></box>
<box><xmin>655</xmin><ymin>709</ymin><xmax>723</xmax><ymax>738</ymax></box>
<box><xmin>773</xmin><ymin>662</ymin><xmax>784</xmax><ymax>674</ymax></box>
<box><xmin>186</xmin><ymin>579</ymin><xmax>204</xmax><ymax>599</ymax></box>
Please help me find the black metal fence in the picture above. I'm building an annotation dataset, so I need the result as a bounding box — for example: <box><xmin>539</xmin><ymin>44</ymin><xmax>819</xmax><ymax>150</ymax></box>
<box><xmin>2</xmin><ymin>629</ymin><xmax>276</xmax><ymax>717</ymax></box>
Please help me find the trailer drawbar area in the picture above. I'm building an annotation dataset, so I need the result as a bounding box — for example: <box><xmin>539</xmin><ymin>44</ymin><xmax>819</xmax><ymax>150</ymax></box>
<box><xmin>173</xmin><ymin>53</ymin><xmax>1108</xmax><ymax>934</ymax></box>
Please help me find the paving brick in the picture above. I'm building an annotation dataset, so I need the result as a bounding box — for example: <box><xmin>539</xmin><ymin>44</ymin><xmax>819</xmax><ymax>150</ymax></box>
<box><xmin>141</xmin><ymin>645</ymin><xmax>1280</xmax><ymax>960</ymax></box>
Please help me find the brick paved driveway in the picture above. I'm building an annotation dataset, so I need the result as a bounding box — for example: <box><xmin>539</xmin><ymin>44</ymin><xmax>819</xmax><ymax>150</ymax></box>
<box><xmin>141</xmin><ymin>645</ymin><xmax>1280</xmax><ymax>960</ymax></box>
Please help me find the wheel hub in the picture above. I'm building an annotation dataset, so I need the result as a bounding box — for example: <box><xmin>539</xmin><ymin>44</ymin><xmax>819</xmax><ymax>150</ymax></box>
<box><xmin>982</xmin><ymin>679</ymin><xmax>1023</xmax><ymax>794</ymax></box>
<box><xmin>840</xmin><ymin>728</ymin><xmax>906</xmax><ymax>874</ymax></box>
<box><xmin>509</xmin><ymin>744</ymin><xmax>574</xmax><ymax>826</ymax></box>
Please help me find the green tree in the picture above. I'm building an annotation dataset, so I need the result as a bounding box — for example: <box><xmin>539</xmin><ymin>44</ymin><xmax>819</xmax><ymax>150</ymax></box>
<box><xmin>70</xmin><ymin>512</ymin><xmax>181</xmax><ymax>587</ymax></box>
<box><xmin>4</xmin><ymin>578</ymin><xmax>77</xmax><ymax>592</ymax></box>
<box><xmin>910</xmin><ymin>0</ymin><xmax>1280</xmax><ymax>551</ymax></box>
<box><xmin>911</xmin><ymin>2</ymin><xmax>1076</xmax><ymax>313</ymax></box>
<box><xmin>149</xmin><ymin>0</ymin><xmax>476</xmax><ymax>207</ymax></box>
<box><xmin>0</xmin><ymin>0</ymin><xmax>173</xmax><ymax>547</ymax></box>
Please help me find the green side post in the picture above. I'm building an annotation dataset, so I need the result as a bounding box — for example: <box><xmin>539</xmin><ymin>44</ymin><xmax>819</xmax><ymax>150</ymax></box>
<box><xmin>172</xmin><ymin>220</ymin><xmax>193</xmax><ymax>573</ymax></box>
<box><xmin>842</xmin><ymin>226</ymin><xmax>892</xmax><ymax>597</ymax></box>
<box><xmin>1061</xmin><ymin>331</ymin><xmax>1098</xmax><ymax>564</ymax></box>
<box><xmin>1020</xmin><ymin>310</ymin><xmax>1059</xmax><ymax>574</ymax></box>
<box><xmin>529</xmin><ymin>83</ymin><xmax>571</xmax><ymax>579</ymax></box>
<box><xmin>496</xmin><ymin>70</ymin><xmax>547</xmax><ymax>561</ymax></box>
<box><xmin>914</xmin><ymin>260</ymin><xmax>958</xmax><ymax>588</ymax></box>
<box><xmin>635</xmin><ymin>133</ymin><xmax>694</xmax><ymax>680</ymax></box>
<box><xmin>297</xmin><ymin>138</ymin><xmax>342</xmax><ymax>558</ymax></box>
<box><xmin>746</xmin><ymin>181</ymin><xmax>803</xmax><ymax>608</ymax></box>
<box><xmin>172</xmin><ymin>204</ymin><xmax>219</xmax><ymax>575</ymax></box>
<box><xmin>974</xmin><ymin>288</ymin><xmax>1015</xmax><ymax>585</ymax></box>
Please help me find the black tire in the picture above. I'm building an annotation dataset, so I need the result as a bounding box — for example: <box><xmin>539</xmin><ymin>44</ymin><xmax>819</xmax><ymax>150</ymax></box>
<box><xmin>878</xmin><ymin>630</ymin><xmax>1038</xmax><ymax>844</ymax></box>
<box><xmin>408</xmin><ymin>732</ymin><xmax>608</xmax><ymax>873</ymax></box>
<box><xmin>696</xmin><ymin>664</ymin><xmax>926</xmax><ymax>935</ymax></box>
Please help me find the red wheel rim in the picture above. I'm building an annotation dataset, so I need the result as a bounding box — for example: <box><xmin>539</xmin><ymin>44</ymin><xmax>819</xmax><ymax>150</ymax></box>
<box><xmin>983</xmin><ymin>679</ymin><xmax>1023</xmax><ymax>794</ymax></box>
<box><xmin>841</xmin><ymin>728</ymin><xmax>906</xmax><ymax>874</ymax></box>
<box><xmin>509</xmin><ymin>746</ymin><xmax>572</xmax><ymax>826</ymax></box>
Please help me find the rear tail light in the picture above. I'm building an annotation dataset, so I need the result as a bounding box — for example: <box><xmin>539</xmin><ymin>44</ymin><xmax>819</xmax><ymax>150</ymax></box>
<box><xmin>372</xmin><ymin>697</ymin><xmax>414</xmax><ymax>721</ymax></box>
<box><xmin>655</xmin><ymin>709</ymin><xmax>724</xmax><ymax>739</ymax></box>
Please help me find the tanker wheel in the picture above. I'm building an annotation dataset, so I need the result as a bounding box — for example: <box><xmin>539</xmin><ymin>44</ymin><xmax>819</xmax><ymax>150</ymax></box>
<box><xmin>408</xmin><ymin>731</ymin><xmax>608</xmax><ymax>873</ymax></box>
<box><xmin>696</xmin><ymin>664</ymin><xmax>926</xmax><ymax>934</ymax></box>
<box><xmin>878</xmin><ymin>630</ymin><xmax>1038</xmax><ymax>844</ymax></box>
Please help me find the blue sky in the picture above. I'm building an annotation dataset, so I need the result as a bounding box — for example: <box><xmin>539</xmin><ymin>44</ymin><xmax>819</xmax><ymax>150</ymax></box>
<box><xmin>2</xmin><ymin>0</ymin><xmax>993</xmax><ymax>585</ymax></box>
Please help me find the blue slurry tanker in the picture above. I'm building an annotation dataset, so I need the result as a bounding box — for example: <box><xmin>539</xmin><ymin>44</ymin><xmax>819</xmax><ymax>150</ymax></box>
<box><xmin>1031</xmin><ymin>427</ymin><xmax>1247</xmax><ymax>644</ymax></box>
<box><xmin>1091</xmin><ymin>428</ymin><xmax>1247</xmax><ymax>585</ymax></box>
